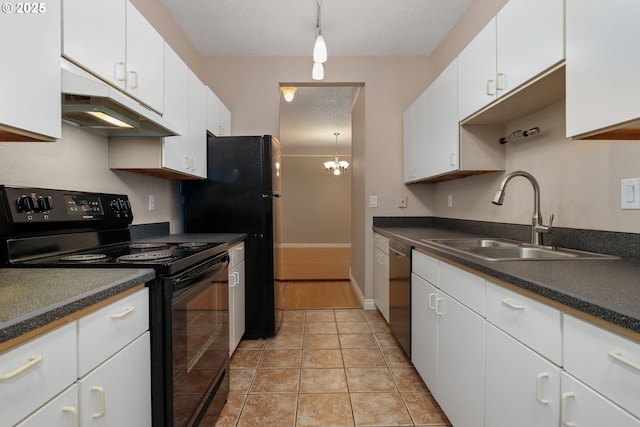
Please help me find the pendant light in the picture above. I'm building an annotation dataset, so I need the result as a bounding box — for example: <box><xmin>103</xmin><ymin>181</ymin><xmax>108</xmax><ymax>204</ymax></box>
<box><xmin>280</xmin><ymin>87</ymin><xmax>297</xmax><ymax>102</ymax></box>
<box><xmin>312</xmin><ymin>0</ymin><xmax>327</xmax><ymax>80</ymax></box>
<box><xmin>324</xmin><ymin>132</ymin><xmax>349</xmax><ymax>175</ymax></box>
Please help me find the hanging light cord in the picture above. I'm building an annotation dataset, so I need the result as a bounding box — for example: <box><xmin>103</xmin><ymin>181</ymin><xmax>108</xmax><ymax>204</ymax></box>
<box><xmin>316</xmin><ymin>0</ymin><xmax>322</xmax><ymax>36</ymax></box>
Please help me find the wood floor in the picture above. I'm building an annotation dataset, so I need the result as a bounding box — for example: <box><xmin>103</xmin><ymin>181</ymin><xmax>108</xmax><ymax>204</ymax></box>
<box><xmin>277</xmin><ymin>280</ymin><xmax>361</xmax><ymax>309</ymax></box>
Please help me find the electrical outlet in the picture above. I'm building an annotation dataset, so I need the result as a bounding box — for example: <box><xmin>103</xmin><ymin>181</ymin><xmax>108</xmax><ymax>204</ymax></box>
<box><xmin>398</xmin><ymin>195</ymin><xmax>408</xmax><ymax>209</ymax></box>
<box><xmin>447</xmin><ymin>195</ymin><xmax>453</xmax><ymax>208</ymax></box>
<box><xmin>148</xmin><ymin>194</ymin><xmax>155</xmax><ymax>211</ymax></box>
<box><xmin>621</xmin><ymin>178</ymin><xmax>640</xmax><ymax>209</ymax></box>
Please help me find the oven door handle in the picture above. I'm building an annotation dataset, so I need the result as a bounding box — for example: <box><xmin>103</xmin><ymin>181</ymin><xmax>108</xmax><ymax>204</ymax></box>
<box><xmin>172</xmin><ymin>255</ymin><xmax>228</xmax><ymax>291</ymax></box>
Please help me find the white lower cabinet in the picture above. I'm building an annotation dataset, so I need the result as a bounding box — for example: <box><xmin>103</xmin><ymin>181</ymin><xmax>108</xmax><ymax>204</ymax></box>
<box><xmin>411</xmin><ymin>272</ymin><xmax>437</xmax><ymax>388</ymax></box>
<box><xmin>229</xmin><ymin>242</ymin><xmax>246</xmax><ymax>354</ymax></box>
<box><xmin>561</xmin><ymin>373</ymin><xmax>640</xmax><ymax>427</ymax></box>
<box><xmin>2</xmin><ymin>287</ymin><xmax>151</xmax><ymax>427</ymax></box>
<box><xmin>374</xmin><ymin>234</ymin><xmax>390</xmax><ymax>322</ymax></box>
<box><xmin>485</xmin><ymin>324</ymin><xmax>561</xmax><ymax>427</ymax></box>
<box><xmin>78</xmin><ymin>332</ymin><xmax>151</xmax><ymax>426</ymax></box>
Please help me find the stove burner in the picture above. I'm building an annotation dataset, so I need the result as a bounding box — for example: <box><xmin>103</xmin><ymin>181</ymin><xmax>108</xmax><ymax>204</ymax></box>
<box><xmin>178</xmin><ymin>242</ymin><xmax>208</xmax><ymax>249</ymax></box>
<box><xmin>60</xmin><ymin>254</ymin><xmax>109</xmax><ymax>262</ymax></box>
<box><xmin>118</xmin><ymin>252</ymin><xmax>174</xmax><ymax>262</ymax></box>
<box><xmin>129</xmin><ymin>242</ymin><xmax>168</xmax><ymax>250</ymax></box>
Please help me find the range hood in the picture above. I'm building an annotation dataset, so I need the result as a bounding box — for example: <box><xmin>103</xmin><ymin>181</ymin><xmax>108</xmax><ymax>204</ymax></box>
<box><xmin>61</xmin><ymin>58</ymin><xmax>177</xmax><ymax>138</ymax></box>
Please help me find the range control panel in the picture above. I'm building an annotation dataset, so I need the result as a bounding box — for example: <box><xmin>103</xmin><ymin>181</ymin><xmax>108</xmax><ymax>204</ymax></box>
<box><xmin>0</xmin><ymin>185</ymin><xmax>133</xmax><ymax>235</ymax></box>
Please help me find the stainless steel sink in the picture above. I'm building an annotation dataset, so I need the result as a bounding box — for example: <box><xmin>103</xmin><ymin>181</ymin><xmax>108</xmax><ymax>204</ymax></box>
<box><xmin>420</xmin><ymin>238</ymin><xmax>617</xmax><ymax>261</ymax></box>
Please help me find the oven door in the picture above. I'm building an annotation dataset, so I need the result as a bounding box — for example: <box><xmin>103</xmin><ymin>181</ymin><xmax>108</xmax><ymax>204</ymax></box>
<box><xmin>167</xmin><ymin>252</ymin><xmax>230</xmax><ymax>427</ymax></box>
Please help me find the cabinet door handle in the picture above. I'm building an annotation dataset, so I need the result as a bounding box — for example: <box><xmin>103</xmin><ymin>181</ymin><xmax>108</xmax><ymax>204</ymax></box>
<box><xmin>63</xmin><ymin>406</ymin><xmax>79</xmax><ymax>427</ymax></box>
<box><xmin>114</xmin><ymin>62</ymin><xmax>126</xmax><ymax>82</ymax></box>
<box><xmin>536</xmin><ymin>373</ymin><xmax>550</xmax><ymax>404</ymax></box>
<box><xmin>501</xmin><ymin>299</ymin><xmax>525</xmax><ymax>310</ymax></box>
<box><xmin>127</xmin><ymin>70</ymin><xmax>138</xmax><ymax>89</ymax></box>
<box><xmin>91</xmin><ymin>386</ymin><xmax>106</xmax><ymax>418</ymax></box>
<box><xmin>435</xmin><ymin>298</ymin><xmax>444</xmax><ymax>316</ymax></box>
<box><xmin>560</xmin><ymin>392</ymin><xmax>576</xmax><ymax>427</ymax></box>
<box><xmin>608</xmin><ymin>351</ymin><xmax>640</xmax><ymax>372</ymax></box>
<box><xmin>110</xmin><ymin>306</ymin><xmax>135</xmax><ymax>319</ymax></box>
<box><xmin>496</xmin><ymin>73</ymin><xmax>506</xmax><ymax>91</ymax></box>
<box><xmin>0</xmin><ymin>355</ymin><xmax>42</xmax><ymax>381</ymax></box>
<box><xmin>230</xmin><ymin>272</ymin><xmax>240</xmax><ymax>286</ymax></box>
<box><xmin>486</xmin><ymin>79</ymin><xmax>496</xmax><ymax>96</ymax></box>
<box><xmin>428</xmin><ymin>292</ymin><xmax>436</xmax><ymax>310</ymax></box>
<box><xmin>449</xmin><ymin>153</ymin><xmax>456</xmax><ymax>167</ymax></box>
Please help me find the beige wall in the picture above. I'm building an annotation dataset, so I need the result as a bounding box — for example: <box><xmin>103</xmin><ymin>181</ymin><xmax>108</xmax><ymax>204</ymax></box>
<box><xmin>280</xmin><ymin>155</ymin><xmax>351</xmax><ymax>244</ymax></box>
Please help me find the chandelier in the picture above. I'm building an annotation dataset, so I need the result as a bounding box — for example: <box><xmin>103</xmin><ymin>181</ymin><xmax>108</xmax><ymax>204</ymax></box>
<box><xmin>324</xmin><ymin>132</ymin><xmax>349</xmax><ymax>175</ymax></box>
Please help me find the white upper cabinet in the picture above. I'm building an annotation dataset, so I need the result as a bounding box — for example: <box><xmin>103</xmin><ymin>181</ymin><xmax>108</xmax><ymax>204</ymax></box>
<box><xmin>63</xmin><ymin>0</ymin><xmax>164</xmax><ymax>113</ymax></box>
<box><xmin>0</xmin><ymin>0</ymin><xmax>61</xmax><ymax>141</ymax></box>
<box><xmin>403</xmin><ymin>90</ymin><xmax>428</xmax><ymax>183</ymax></box>
<box><xmin>458</xmin><ymin>0</ymin><xmax>564</xmax><ymax>122</ymax></box>
<box><xmin>565</xmin><ymin>0</ymin><xmax>640</xmax><ymax>139</ymax></box>
<box><xmin>186</xmin><ymin>70</ymin><xmax>207</xmax><ymax>178</ymax></box>
<box><xmin>206</xmin><ymin>88</ymin><xmax>232</xmax><ymax>136</ymax></box>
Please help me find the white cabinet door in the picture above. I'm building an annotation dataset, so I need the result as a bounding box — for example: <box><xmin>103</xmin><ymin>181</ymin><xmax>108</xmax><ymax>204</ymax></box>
<box><xmin>162</xmin><ymin>44</ymin><xmax>190</xmax><ymax>175</ymax></box>
<box><xmin>125</xmin><ymin>1</ymin><xmax>164</xmax><ymax>113</ymax></box>
<box><xmin>496</xmin><ymin>0</ymin><xmax>564</xmax><ymax>98</ymax></box>
<box><xmin>561</xmin><ymin>373</ymin><xmax>640</xmax><ymax>427</ymax></box>
<box><xmin>565</xmin><ymin>0</ymin><xmax>640</xmax><ymax>138</ymax></box>
<box><xmin>374</xmin><ymin>247</ymin><xmax>389</xmax><ymax>322</ymax></box>
<box><xmin>78</xmin><ymin>332</ymin><xmax>151</xmax><ymax>427</ymax></box>
<box><xmin>425</xmin><ymin>59</ymin><xmax>459</xmax><ymax>178</ymax></box>
<box><xmin>187</xmin><ymin>71</ymin><xmax>207</xmax><ymax>178</ymax></box>
<box><xmin>229</xmin><ymin>260</ymin><xmax>246</xmax><ymax>354</ymax></box>
<box><xmin>436</xmin><ymin>291</ymin><xmax>485</xmax><ymax>427</ymax></box>
<box><xmin>485</xmin><ymin>324</ymin><xmax>561</xmax><ymax>427</ymax></box>
<box><xmin>16</xmin><ymin>385</ymin><xmax>79</xmax><ymax>427</ymax></box>
<box><xmin>0</xmin><ymin>0</ymin><xmax>61</xmax><ymax>141</ymax></box>
<box><xmin>206</xmin><ymin>88</ymin><xmax>232</xmax><ymax>137</ymax></box>
<box><xmin>457</xmin><ymin>17</ymin><xmax>497</xmax><ymax>121</ymax></box>
<box><xmin>402</xmin><ymin>104</ymin><xmax>415</xmax><ymax>182</ymax></box>
<box><xmin>410</xmin><ymin>272</ymin><xmax>438</xmax><ymax>391</ymax></box>
<box><xmin>219</xmin><ymin>103</ymin><xmax>231</xmax><ymax>136</ymax></box>
<box><xmin>63</xmin><ymin>0</ymin><xmax>127</xmax><ymax>91</ymax></box>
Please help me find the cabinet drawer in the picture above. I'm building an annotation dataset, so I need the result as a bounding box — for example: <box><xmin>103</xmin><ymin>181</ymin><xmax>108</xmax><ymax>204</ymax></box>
<box><xmin>16</xmin><ymin>384</ymin><xmax>79</xmax><ymax>427</ymax></box>
<box><xmin>0</xmin><ymin>322</ymin><xmax>77</xmax><ymax>427</ymax></box>
<box><xmin>438</xmin><ymin>260</ymin><xmax>485</xmax><ymax>316</ymax></box>
<box><xmin>486</xmin><ymin>281</ymin><xmax>562</xmax><ymax>365</ymax></box>
<box><xmin>412</xmin><ymin>250</ymin><xmax>438</xmax><ymax>285</ymax></box>
<box><xmin>77</xmin><ymin>288</ymin><xmax>149</xmax><ymax>376</ymax></box>
<box><xmin>564</xmin><ymin>314</ymin><xmax>640</xmax><ymax>418</ymax></box>
<box><xmin>374</xmin><ymin>234</ymin><xmax>389</xmax><ymax>253</ymax></box>
<box><xmin>229</xmin><ymin>242</ymin><xmax>245</xmax><ymax>268</ymax></box>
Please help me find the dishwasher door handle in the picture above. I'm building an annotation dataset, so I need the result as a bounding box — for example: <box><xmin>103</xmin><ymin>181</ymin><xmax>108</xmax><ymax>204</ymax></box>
<box><xmin>389</xmin><ymin>247</ymin><xmax>408</xmax><ymax>257</ymax></box>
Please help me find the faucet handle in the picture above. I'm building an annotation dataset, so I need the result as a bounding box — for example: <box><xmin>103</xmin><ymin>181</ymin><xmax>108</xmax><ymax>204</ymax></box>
<box><xmin>548</xmin><ymin>213</ymin><xmax>555</xmax><ymax>228</ymax></box>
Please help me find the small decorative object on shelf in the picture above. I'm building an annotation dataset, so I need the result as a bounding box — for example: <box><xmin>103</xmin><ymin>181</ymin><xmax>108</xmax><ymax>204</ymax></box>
<box><xmin>499</xmin><ymin>127</ymin><xmax>540</xmax><ymax>144</ymax></box>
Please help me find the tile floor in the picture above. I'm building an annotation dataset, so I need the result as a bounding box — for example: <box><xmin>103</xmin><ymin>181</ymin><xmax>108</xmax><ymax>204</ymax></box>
<box><xmin>215</xmin><ymin>308</ymin><xmax>451</xmax><ymax>427</ymax></box>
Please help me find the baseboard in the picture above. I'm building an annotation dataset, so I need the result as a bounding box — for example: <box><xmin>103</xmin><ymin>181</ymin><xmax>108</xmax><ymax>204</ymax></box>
<box><xmin>348</xmin><ymin>272</ymin><xmax>376</xmax><ymax>310</ymax></box>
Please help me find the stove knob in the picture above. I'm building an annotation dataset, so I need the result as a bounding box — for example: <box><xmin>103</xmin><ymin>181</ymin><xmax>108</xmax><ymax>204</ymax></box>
<box><xmin>16</xmin><ymin>195</ymin><xmax>37</xmax><ymax>212</ymax></box>
<box><xmin>37</xmin><ymin>195</ymin><xmax>54</xmax><ymax>211</ymax></box>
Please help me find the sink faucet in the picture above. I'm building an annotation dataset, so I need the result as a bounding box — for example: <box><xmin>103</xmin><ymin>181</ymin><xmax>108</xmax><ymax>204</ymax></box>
<box><xmin>491</xmin><ymin>171</ymin><xmax>554</xmax><ymax>246</ymax></box>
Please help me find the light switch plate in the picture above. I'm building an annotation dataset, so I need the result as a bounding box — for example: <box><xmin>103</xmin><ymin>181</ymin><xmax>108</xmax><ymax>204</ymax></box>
<box><xmin>621</xmin><ymin>178</ymin><xmax>640</xmax><ymax>209</ymax></box>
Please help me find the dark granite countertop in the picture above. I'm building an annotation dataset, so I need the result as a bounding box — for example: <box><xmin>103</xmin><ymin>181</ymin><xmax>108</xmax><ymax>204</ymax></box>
<box><xmin>0</xmin><ymin>268</ymin><xmax>155</xmax><ymax>345</ymax></box>
<box><xmin>374</xmin><ymin>225</ymin><xmax>640</xmax><ymax>337</ymax></box>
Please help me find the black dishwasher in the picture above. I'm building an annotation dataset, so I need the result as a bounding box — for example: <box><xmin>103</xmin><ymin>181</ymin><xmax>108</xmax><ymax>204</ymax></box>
<box><xmin>388</xmin><ymin>238</ymin><xmax>412</xmax><ymax>357</ymax></box>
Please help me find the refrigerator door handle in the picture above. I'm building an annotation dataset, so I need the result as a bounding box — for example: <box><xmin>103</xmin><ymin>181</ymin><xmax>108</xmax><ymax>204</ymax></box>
<box><xmin>262</xmin><ymin>192</ymin><xmax>282</xmax><ymax>198</ymax></box>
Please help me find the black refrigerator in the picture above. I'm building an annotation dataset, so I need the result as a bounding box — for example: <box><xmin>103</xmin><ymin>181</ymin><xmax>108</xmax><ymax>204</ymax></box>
<box><xmin>181</xmin><ymin>134</ymin><xmax>281</xmax><ymax>339</ymax></box>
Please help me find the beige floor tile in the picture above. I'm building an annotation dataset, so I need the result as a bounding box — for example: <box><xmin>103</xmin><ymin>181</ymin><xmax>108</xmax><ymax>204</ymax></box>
<box><xmin>249</xmin><ymin>368</ymin><xmax>300</xmax><ymax>393</ymax></box>
<box><xmin>391</xmin><ymin>367</ymin><xmax>429</xmax><ymax>392</ymax></box>
<box><xmin>258</xmin><ymin>349</ymin><xmax>302</xmax><ymax>368</ymax></box>
<box><xmin>342</xmin><ymin>348</ymin><xmax>387</xmax><ymax>368</ymax></box>
<box><xmin>229</xmin><ymin>369</ymin><xmax>255</xmax><ymax>394</ymax></box>
<box><xmin>300</xmin><ymin>368</ymin><xmax>349</xmax><ymax>393</ymax></box>
<box><xmin>303</xmin><ymin>334</ymin><xmax>341</xmax><ymax>349</ymax></box>
<box><xmin>368</xmin><ymin>319</ymin><xmax>393</xmax><ymax>334</ymax></box>
<box><xmin>236</xmin><ymin>339</ymin><xmax>266</xmax><ymax>350</ymax></box>
<box><xmin>350</xmin><ymin>392</ymin><xmax>413</xmax><ymax>426</ymax></box>
<box><xmin>302</xmin><ymin>349</ymin><xmax>344</xmax><ymax>368</ymax></box>
<box><xmin>265</xmin><ymin>333</ymin><xmax>304</xmax><ymax>349</ymax></box>
<box><xmin>345</xmin><ymin>367</ymin><xmax>397</xmax><ymax>392</ymax></box>
<box><xmin>305</xmin><ymin>321</ymin><xmax>338</xmax><ymax>335</ymax></box>
<box><xmin>402</xmin><ymin>392</ymin><xmax>451</xmax><ymax>426</ymax></box>
<box><xmin>374</xmin><ymin>332</ymin><xmax>402</xmax><ymax>348</ymax></box>
<box><xmin>339</xmin><ymin>333</ymin><xmax>378</xmax><ymax>349</ymax></box>
<box><xmin>236</xmin><ymin>394</ymin><xmax>298</xmax><ymax>427</ymax></box>
<box><xmin>382</xmin><ymin>347</ymin><xmax>413</xmax><ymax>367</ymax></box>
<box><xmin>283</xmin><ymin>310</ymin><xmax>306</xmax><ymax>321</ymax></box>
<box><xmin>230</xmin><ymin>349</ymin><xmax>262</xmax><ymax>369</ymax></box>
<box><xmin>364</xmin><ymin>310</ymin><xmax>385</xmax><ymax>321</ymax></box>
<box><xmin>214</xmin><ymin>394</ymin><xmax>246</xmax><ymax>427</ymax></box>
<box><xmin>335</xmin><ymin>309</ymin><xmax>367</xmax><ymax>322</ymax></box>
<box><xmin>306</xmin><ymin>310</ymin><xmax>336</xmax><ymax>322</ymax></box>
<box><xmin>296</xmin><ymin>393</ymin><xmax>355</xmax><ymax>427</ymax></box>
<box><xmin>337</xmin><ymin>321</ymin><xmax>372</xmax><ymax>334</ymax></box>
<box><xmin>279</xmin><ymin>320</ymin><xmax>306</xmax><ymax>334</ymax></box>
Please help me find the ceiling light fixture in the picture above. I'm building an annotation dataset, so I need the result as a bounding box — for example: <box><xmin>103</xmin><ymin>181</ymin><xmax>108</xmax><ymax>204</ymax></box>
<box><xmin>312</xmin><ymin>0</ymin><xmax>327</xmax><ymax>80</ymax></box>
<box><xmin>280</xmin><ymin>87</ymin><xmax>297</xmax><ymax>102</ymax></box>
<box><xmin>324</xmin><ymin>132</ymin><xmax>349</xmax><ymax>175</ymax></box>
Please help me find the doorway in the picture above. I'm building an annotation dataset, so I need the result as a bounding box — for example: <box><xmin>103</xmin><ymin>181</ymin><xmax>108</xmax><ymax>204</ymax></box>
<box><xmin>276</xmin><ymin>85</ymin><xmax>360</xmax><ymax>309</ymax></box>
